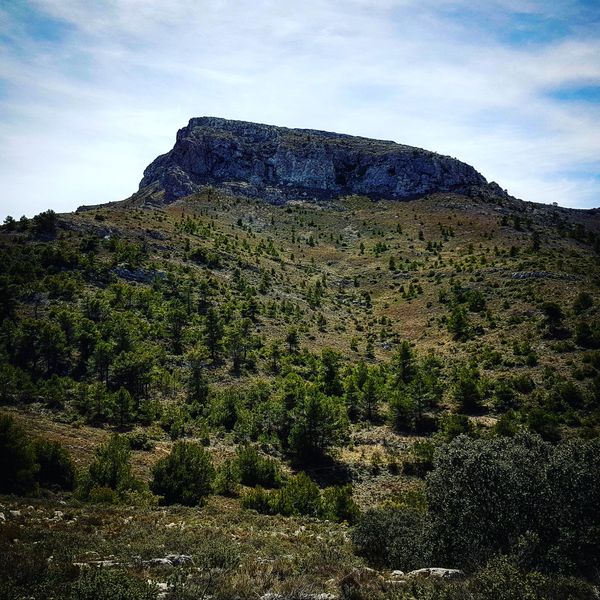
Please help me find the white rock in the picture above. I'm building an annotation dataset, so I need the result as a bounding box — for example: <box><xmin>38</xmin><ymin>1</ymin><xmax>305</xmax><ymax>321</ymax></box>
<box><xmin>164</xmin><ymin>553</ymin><xmax>193</xmax><ymax>566</ymax></box>
<box><xmin>407</xmin><ymin>567</ymin><xmax>464</xmax><ymax>579</ymax></box>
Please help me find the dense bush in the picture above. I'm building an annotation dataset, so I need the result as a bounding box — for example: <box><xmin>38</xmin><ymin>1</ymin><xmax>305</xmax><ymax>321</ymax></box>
<box><xmin>288</xmin><ymin>388</ymin><xmax>349</xmax><ymax>463</ymax></box>
<box><xmin>321</xmin><ymin>484</ymin><xmax>360</xmax><ymax>524</ymax></box>
<box><xmin>352</xmin><ymin>506</ymin><xmax>431</xmax><ymax>570</ymax></box>
<box><xmin>271</xmin><ymin>472</ymin><xmax>322</xmax><ymax>517</ymax></box>
<box><xmin>355</xmin><ymin>433</ymin><xmax>600</xmax><ymax>578</ymax></box>
<box><xmin>240</xmin><ymin>471</ymin><xmax>359</xmax><ymax>523</ymax></box>
<box><xmin>69</xmin><ymin>569</ymin><xmax>156</xmax><ymax>600</ymax></box>
<box><xmin>402</xmin><ymin>439</ymin><xmax>435</xmax><ymax>476</ymax></box>
<box><xmin>468</xmin><ymin>556</ymin><xmax>595</xmax><ymax>600</ymax></box>
<box><xmin>427</xmin><ymin>433</ymin><xmax>550</xmax><ymax>570</ymax></box>
<box><xmin>151</xmin><ymin>440</ymin><xmax>215</xmax><ymax>505</ymax></box>
<box><xmin>0</xmin><ymin>414</ymin><xmax>78</xmax><ymax>494</ymax></box>
<box><xmin>33</xmin><ymin>438</ymin><xmax>75</xmax><ymax>490</ymax></box>
<box><xmin>213</xmin><ymin>458</ymin><xmax>240</xmax><ymax>496</ymax></box>
<box><xmin>77</xmin><ymin>435</ymin><xmax>140</xmax><ymax>501</ymax></box>
<box><xmin>452</xmin><ymin>364</ymin><xmax>484</xmax><ymax>413</ymax></box>
<box><xmin>240</xmin><ymin>485</ymin><xmax>273</xmax><ymax>513</ymax></box>
<box><xmin>0</xmin><ymin>414</ymin><xmax>38</xmax><ymax>494</ymax></box>
<box><xmin>235</xmin><ymin>444</ymin><xmax>282</xmax><ymax>487</ymax></box>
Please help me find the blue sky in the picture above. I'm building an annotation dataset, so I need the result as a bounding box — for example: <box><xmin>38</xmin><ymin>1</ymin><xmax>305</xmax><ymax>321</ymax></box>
<box><xmin>0</xmin><ymin>0</ymin><xmax>599</xmax><ymax>218</ymax></box>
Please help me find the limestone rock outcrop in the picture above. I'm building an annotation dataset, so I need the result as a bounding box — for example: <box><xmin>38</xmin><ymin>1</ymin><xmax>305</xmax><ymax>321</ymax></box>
<box><xmin>139</xmin><ymin>117</ymin><xmax>498</xmax><ymax>203</ymax></box>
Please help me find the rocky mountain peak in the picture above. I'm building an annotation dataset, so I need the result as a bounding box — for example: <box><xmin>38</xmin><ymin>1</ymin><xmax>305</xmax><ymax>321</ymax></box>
<box><xmin>139</xmin><ymin>117</ymin><xmax>501</xmax><ymax>203</ymax></box>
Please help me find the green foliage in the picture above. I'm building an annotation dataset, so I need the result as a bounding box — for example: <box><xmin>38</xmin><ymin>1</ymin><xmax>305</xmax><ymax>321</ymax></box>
<box><xmin>437</xmin><ymin>413</ymin><xmax>474</xmax><ymax>441</ymax></box>
<box><xmin>78</xmin><ymin>435</ymin><xmax>139</xmax><ymax>501</ymax></box>
<box><xmin>356</xmin><ymin>434</ymin><xmax>600</xmax><ymax>579</ymax></box>
<box><xmin>69</xmin><ymin>569</ymin><xmax>156</xmax><ymax>600</ymax></box>
<box><xmin>540</xmin><ymin>301</ymin><xmax>566</xmax><ymax>338</ymax></box>
<box><xmin>403</xmin><ymin>439</ymin><xmax>436</xmax><ymax>476</ymax></box>
<box><xmin>151</xmin><ymin>440</ymin><xmax>215</xmax><ymax>506</ymax></box>
<box><xmin>31</xmin><ymin>210</ymin><xmax>57</xmax><ymax>237</ymax></box>
<box><xmin>203</xmin><ymin>307</ymin><xmax>224</xmax><ymax>361</ymax></box>
<box><xmin>452</xmin><ymin>364</ymin><xmax>484</xmax><ymax>413</ymax></box>
<box><xmin>288</xmin><ymin>387</ymin><xmax>349</xmax><ymax>463</ymax></box>
<box><xmin>240</xmin><ymin>485</ymin><xmax>273</xmax><ymax>513</ymax></box>
<box><xmin>0</xmin><ymin>414</ymin><xmax>38</xmax><ymax>494</ymax></box>
<box><xmin>447</xmin><ymin>305</ymin><xmax>471</xmax><ymax>341</ymax></box>
<box><xmin>573</xmin><ymin>291</ymin><xmax>593</xmax><ymax>314</ymax></box>
<box><xmin>352</xmin><ymin>506</ymin><xmax>431</xmax><ymax>570</ymax></box>
<box><xmin>272</xmin><ymin>472</ymin><xmax>322</xmax><ymax>517</ymax></box>
<box><xmin>213</xmin><ymin>458</ymin><xmax>240</xmax><ymax>496</ymax></box>
<box><xmin>235</xmin><ymin>444</ymin><xmax>282</xmax><ymax>488</ymax></box>
<box><xmin>319</xmin><ymin>348</ymin><xmax>343</xmax><ymax>396</ymax></box>
<box><xmin>390</xmin><ymin>341</ymin><xmax>416</xmax><ymax>386</ymax></box>
<box><xmin>125</xmin><ymin>430</ymin><xmax>155</xmax><ymax>451</ymax></box>
<box><xmin>427</xmin><ymin>433</ymin><xmax>600</xmax><ymax>576</ymax></box>
<box><xmin>240</xmin><ymin>471</ymin><xmax>358</xmax><ymax>523</ymax></box>
<box><xmin>33</xmin><ymin>438</ymin><xmax>75</xmax><ymax>490</ymax></box>
<box><xmin>469</xmin><ymin>556</ymin><xmax>595</xmax><ymax>600</ymax></box>
<box><xmin>321</xmin><ymin>484</ymin><xmax>360</xmax><ymax>524</ymax></box>
<box><xmin>389</xmin><ymin>353</ymin><xmax>442</xmax><ymax>433</ymax></box>
<box><xmin>575</xmin><ymin>319</ymin><xmax>600</xmax><ymax>349</ymax></box>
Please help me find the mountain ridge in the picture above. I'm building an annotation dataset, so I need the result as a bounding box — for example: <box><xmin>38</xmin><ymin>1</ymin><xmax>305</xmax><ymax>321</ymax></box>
<box><xmin>138</xmin><ymin>116</ymin><xmax>503</xmax><ymax>204</ymax></box>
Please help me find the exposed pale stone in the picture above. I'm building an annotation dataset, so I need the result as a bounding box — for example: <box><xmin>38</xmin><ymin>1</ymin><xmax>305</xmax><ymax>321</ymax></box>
<box><xmin>140</xmin><ymin>117</ymin><xmax>500</xmax><ymax>204</ymax></box>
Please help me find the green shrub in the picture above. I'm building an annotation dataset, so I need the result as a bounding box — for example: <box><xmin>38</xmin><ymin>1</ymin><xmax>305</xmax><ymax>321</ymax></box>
<box><xmin>77</xmin><ymin>435</ymin><xmax>140</xmax><ymax>500</ymax></box>
<box><xmin>272</xmin><ymin>472</ymin><xmax>322</xmax><ymax>517</ymax></box>
<box><xmin>151</xmin><ymin>440</ymin><xmax>214</xmax><ymax>505</ymax></box>
<box><xmin>544</xmin><ymin>438</ymin><xmax>600</xmax><ymax>576</ymax></box>
<box><xmin>425</xmin><ymin>433</ymin><xmax>600</xmax><ymax>576</ymax></box>
<box><xmin>240</xmin><ymin>485</ymin><xmax>273</xmax><ymax>513</ymax></box>
<box><xmin>321</xmin><ymin>484</ymin><xmax>360</xmax><ymax>523</ymax></box>
<box><xmin>88</xmin><ymin>486</ymin><xmax>117</xmax><ymax>504</ymax></box>
<box><xmin>573</xmin><ymin>291</ymin><xmax>593</xmax><ymax>314</ymax></box>
<box><xmin>427</xmin><ymin>433</ymin><xmax>550</xmax><ymax>570</ymax></box>
<box><xmin>69</xmin><ymin>569</ymin><xmax>156</xmax><ymax>600</ymax></box>
<box><xmin>213</xmin><ymin>458</ymin><xmax>240</xmax><ymax>496</ymax></box>
<box><xmin>0</xmin><ymin>414</ymin><xmax>38</xmax><ymax>494</ymax></box>
<box><xmin>288</xmin><ymin>389</ymin><xmax>349</xmax><ymax>463</ymax></box>
<box><xmin>492</xmin><ymin>379</ymin><xmax>518</xmax><ymax>412</ymax></box>
<box><xmin>438</xmin><ymin>413</ymin><xmax>474</xmax><ymax>441</ymax></box>
<box><xmin>33</xmin><ymin>438</ymin><xmax>75</xmax><ymax>490</ymax></box>
<box><xmin>493</xmin><ymin>411</ymin><xmax>521</xmax><ymax>437</ymax></box>
<box><xmin>235</xmin><ymin>444</ymin><xmax>281</xmax><ymax>487</ymax></box>
<box><xmin>352</xmin><ymin>506</ymin><xmax>431</xmax><ymax>570</ymax></box>
<box><xmin>403</xmin><ymin>440</ymin><xmax>435</xmax><ymax>477</ymax></box>
<box><xmin>526</xmin><ymin>408</ymin><xmax>561</xmax><ymax>442</ymax></box>
<box><xmin>31</xmin><ymin>210</ymin><xmax>57</xmax><ymax>237</ymax></box>
<box><xmin>447</xmin><ymin>305</ymin><xmax>471</xmax><ymax>340</ymax></box>
<box><xmin>470</xmin><ymin>556</ymin><xmax>595</xmax><ymax>600</ymax></box>
<box><xmin>126</xmin><ymin>430</ymin><xmax>155</xmax><ymax>451</ymax></box>
<box><xmin>452</xmin><ymin>364</ymin><xmax>484</xmax><ymax>413</ymax></box>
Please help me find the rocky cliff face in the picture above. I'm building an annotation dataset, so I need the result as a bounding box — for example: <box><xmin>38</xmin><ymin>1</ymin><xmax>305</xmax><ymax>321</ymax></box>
<box><xmin>139</xmin><ymin>117</ymin><xmax>497</xmax><ymax>203</ymax></box>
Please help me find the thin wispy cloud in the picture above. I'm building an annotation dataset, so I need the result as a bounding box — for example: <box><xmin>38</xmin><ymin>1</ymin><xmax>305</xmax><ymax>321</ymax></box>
<box><xmin>0</xmin><ymin>0</ymin><xmax>599</xmax><ymax>218</ymax></box>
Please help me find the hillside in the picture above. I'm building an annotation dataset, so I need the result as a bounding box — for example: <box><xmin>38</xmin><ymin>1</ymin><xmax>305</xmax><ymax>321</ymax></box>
<box><xmin>1</xmin><ymin>120</ymin><xmax>600</xmax><ymax>599</ymax></box>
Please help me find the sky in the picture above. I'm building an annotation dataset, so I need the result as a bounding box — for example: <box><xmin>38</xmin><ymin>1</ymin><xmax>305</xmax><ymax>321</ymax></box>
<box><xmin>0</xmin><ymin>0</ymin><xmax>599</xmax><ymax>219</ymax></box>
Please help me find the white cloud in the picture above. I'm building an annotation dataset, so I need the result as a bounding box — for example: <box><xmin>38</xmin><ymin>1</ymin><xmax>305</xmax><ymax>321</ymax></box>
<box><xmin>0</xmin><ymin>0</ymin><xmax>599</xmax><ymax>219</ymax></box>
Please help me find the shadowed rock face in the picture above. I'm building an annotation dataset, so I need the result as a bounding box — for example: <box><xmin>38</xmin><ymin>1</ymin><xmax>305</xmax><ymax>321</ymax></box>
<box><xmin>139</xmin><ymin>117</ymin><xmax>493</xmax><ymax>203</ymax></box>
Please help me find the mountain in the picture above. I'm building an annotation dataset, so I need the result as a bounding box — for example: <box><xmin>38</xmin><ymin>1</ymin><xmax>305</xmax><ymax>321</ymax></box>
<box><xmin>2</xmin><ymin>118</ymin><xmax>600</xmax><ymax>599</ymax></box>
<box><xmin>139</xmin><ymin>116</ymin><xmax>501</xmax><ymax>203</ymax></box>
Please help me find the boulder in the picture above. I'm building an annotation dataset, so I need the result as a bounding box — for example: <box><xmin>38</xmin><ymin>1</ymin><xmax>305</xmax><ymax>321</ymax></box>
<box><xmin>407</xmin><ymin>567</ymin><xmax>464</xmax><ymax>579</ymax></box>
